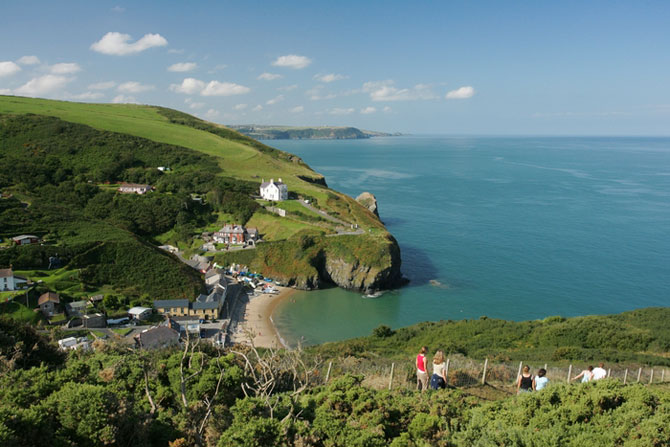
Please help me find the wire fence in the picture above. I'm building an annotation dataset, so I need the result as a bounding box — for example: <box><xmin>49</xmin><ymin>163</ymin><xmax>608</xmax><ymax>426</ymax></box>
<box><xmin>308</xmin><ymin>355</ymin><xmax>669</xmax><ymax>393</ymax></box>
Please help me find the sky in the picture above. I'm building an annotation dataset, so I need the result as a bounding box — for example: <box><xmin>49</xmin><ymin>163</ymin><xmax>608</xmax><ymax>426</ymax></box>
<box><xmin>1</xmin><ymin>1</ymin><xmax>669</xmax><ymax>135</ymax></box>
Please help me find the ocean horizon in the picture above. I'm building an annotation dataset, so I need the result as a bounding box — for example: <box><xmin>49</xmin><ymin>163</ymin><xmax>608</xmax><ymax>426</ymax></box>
<box><xmin>267</xmin><ymin>135</ymin><xmax>670</xmax><ymax>346</ymax></box>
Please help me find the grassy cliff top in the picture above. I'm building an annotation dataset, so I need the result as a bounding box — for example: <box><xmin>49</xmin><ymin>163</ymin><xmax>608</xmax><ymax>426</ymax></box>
<box><xmin>0</xmin><ymin>95</ymin><xmax>384</xmax><ymax>233</ymax></box>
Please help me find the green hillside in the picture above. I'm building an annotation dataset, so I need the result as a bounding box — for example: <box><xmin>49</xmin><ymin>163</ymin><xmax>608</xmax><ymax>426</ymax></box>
<box><xmin>0</xmin><ymin>95</ymin><xmax>402</xmax><ymax>306</ymax></box>
<box><xmin>229</xmin><ymin>124</ymin><xmax>395</xmax><ymax>140</ymax></box>
<box><xmin>312</xmin><ymin>307</ymin><xmax>670</xmax><ymax>366</ymax></box>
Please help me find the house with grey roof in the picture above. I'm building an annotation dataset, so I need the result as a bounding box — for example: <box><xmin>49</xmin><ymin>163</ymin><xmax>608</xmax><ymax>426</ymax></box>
<box><xmin>65</xmin><ymin>300</ymin><xmax>89</xmax><ymax>317</ymax></box>
<box><xmin>260</xmin><ymin>178</ymin><xmax>288</xmax><ymax>201</ymax></box>
<box><xmin>136</xmin><ymin>326</ymin><xmax>180</xmax><ymax>350</ymax></box>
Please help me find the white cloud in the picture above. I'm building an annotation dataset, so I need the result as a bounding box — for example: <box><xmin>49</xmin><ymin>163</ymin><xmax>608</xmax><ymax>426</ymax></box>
<box><xmin>112</xmin><ymin>94</ymin><xmax>138</xmax><ymax>103</ymax></box>
<box><xmin>17</xmin><ymin>55</ymin><xmax>40</xmax><ymax>65</ymax></box>
<box><xmin>266</xmin><ymin>94</ymin><xmax>284</xmax><ymax>105</ymax></box>
<box><xmin>314</xmin><ymin>73</ymin><xmax>346</xmax><ymax>83</ymax></box>
<box><xmin>307</xmin><ymin>85</ymin><xmax>336</xmax><ymax>100</ymax></box>
<box><xmin>117</xmin><ymin>81</ymin><xmax>154</xmax><ymax>93</ymax></box>
<box><xmin>14</xmin><ymin>75</ymin><xmax>71</xmax><ymax>96</ymax></box>
<box><xmin>188</xmin><ymin>102</ymin><xmax>205</xmax><ymax>109</ymax></box>
<box><xmin>88</xmin><ymin>81</ymin><xmax>116</xmax><ymax>90</ymax></box>
<box><xmin>446</xmin><ymin>86</ymin><xmax>475</xmax><ymax>99</ymax></box>
<box><xmin>278</xmin><ymin>84</ymin><xmax>298</xmax><ymax>91</ymax></box>
<box><xmin>363</xmin><ymin>80</ymin><xmax>436</xmax><ymax>101</ymax></box>
<box><xmin>329</xmin><ymin>107</ymin><xmax>355</xmax><ymax>115</ymax></box>
<box><xmin>234</xmin><ymin>103</ymin><xmax>248</xmax><ymax>110</ymax></box>
<box><xmin>201</xmin><ymin>80</ymin><xmax>250</xmax><ymax>96</ymax></box>
<box><xmin>0</xmin><ymin>88</ymin><xmax>12</xmax><ymax>95</ymax></box>
<box><xmin>360</xmin><ymin>106</ymin><xmax>376</xmax><ymax>114</ymax></box>
<box><xmin>90</xmin><ymin>32</ymin><xmax>168</xmax><ymax>55</ymax></box>
<box><xmin>168</xmin><ymin>62</ymin><xmax>197</xmax><ymax>72</ymax></box>
<box><xmin>252</xmin><ymin>105</ymin><xmax>263</xmax><ymax>112</ymax></box>
<box><xmin>383</xmin><ymin>106</ymin><xmax>392</xmax><ymax>113</ymax></box>
<box><xmin>290</xmin><ymin>105</ymin><xmax>304</xmax><ymax>113</ymax></box>
<box><xmin>49</xmin><ymin>63</ymin><xmax>81</xmax><ymax>74</ymax></box>
<box><xmin>71</xmin><ymin>91</ymin><xmax>104</xmax><ymax>100</ymax></box>
<box><xmin>0</xmin><ymin>61</ymin><xmax>21</xmax><ymax>77</ymax></box>
<box><xmin>204</xmin><ymin>108</ymin><xmax>220</xmax><ymax>120</ymax></box>
<box><xmin>272</xmin><ymin>54</ymin><xmax>312</xmax><ymax>69</ymax></box>
<box><xmin>168</xmin><ymin>48</ymin><xmax>185</xmax><ymax>54</ymax></box>
<box><xmin>257</xmin><ymin>72</ymin><xmax>282</xmax><ymax>81</ymax></box>
<box><xmin>170</xmin><ymin>77</ymin><xmax>205</xmax><ymax>94</ymax></box>
<box><xmin>111</xmin><ymin>6</ymin><xmax>125</xmax><ymax>13</ymax></box>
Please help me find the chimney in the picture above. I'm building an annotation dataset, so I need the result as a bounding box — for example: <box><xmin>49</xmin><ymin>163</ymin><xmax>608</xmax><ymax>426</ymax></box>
<box><xmin>278</xmin><ymin>178</ymin><xmax>282</xmax><ymax>183</ymax></box>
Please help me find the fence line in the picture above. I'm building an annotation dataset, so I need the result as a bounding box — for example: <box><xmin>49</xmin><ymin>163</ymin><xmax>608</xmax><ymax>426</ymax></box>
<box><xmin>308</xmin><ymin>355</ymin><xmax>668</xmax><ymax>392</ymax></box>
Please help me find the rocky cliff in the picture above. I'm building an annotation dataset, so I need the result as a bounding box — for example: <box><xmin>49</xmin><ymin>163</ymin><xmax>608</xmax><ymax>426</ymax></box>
<box><xmin>355</xmin><ymin>192</ymin><xmax>379</xmax><ymax>218</ymax></box>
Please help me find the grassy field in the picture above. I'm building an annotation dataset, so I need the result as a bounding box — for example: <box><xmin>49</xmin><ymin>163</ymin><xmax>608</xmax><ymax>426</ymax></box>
<box><xmin>245</xmin><ymin>211</ymin><xmax>329</xmax><ymax>241</ymax></box>
<box><xmin>0</xmin><ymin>95</ymin><xmax>385</xmax><ymax>232</ymax></box>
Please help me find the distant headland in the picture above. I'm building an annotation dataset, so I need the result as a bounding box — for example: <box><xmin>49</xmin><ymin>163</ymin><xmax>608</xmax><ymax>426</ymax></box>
<box><xmin>228</xmin><ymin>125</ymin><xmax>402</xmax><ymax>140</ymax></box>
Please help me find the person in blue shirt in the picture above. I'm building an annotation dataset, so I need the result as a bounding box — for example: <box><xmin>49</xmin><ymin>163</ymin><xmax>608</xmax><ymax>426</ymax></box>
<box><xmin>533</xmin><ymin>368</ymin><xmax>549</xmax><ymax>390</ymax></box>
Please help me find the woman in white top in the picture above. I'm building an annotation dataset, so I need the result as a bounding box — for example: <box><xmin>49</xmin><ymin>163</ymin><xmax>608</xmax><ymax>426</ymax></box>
<box><xmin>430</xmin><ymin>350</ymin><xmax>447</xmax><ymax>390</ymax></box>
<box><xmin>572</xmin><ymin>366</ymin><xmax>593</xmax><ymax>383</ymax></box>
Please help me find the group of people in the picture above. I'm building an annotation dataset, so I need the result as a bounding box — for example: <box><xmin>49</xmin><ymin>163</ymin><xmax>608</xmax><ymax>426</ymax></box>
<box><xmin>416</xmin><ymin>347</ymin><xmax>609</xmax><ymax>393</ymax></box>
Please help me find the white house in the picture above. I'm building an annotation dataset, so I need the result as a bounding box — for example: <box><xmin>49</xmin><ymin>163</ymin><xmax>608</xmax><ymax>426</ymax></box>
<box><xmin>260</xmin><ymin>178</ymin><xmax>288</xmax><ymax>201</ymax></box>
<box><xmin>118</xmin><ymin>183</ymin><xmax>153</xmax><ymax>194</ymax></box>
<box><xmin>128</xmin><ymin>306</ymin><xmax>152</xmax><ymax>321</ymax></box>
<box><xmin>0</xmin><ymin>268</ymin><xmax>28</xmax><ymax>291</ymax></box>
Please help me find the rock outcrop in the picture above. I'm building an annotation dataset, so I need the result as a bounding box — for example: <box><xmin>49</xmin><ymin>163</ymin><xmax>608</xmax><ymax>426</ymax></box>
<box><xmin>356</xmin><ymin>192</ymin><xmax>380</xmax><ymax>218</ymax></box>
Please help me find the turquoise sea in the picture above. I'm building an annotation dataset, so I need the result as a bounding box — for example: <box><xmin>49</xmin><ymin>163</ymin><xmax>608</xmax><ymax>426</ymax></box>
<box><xmin>268</xmin><ymin>136</ymin><xmax>670</xmax><ymax>346</ymax></box>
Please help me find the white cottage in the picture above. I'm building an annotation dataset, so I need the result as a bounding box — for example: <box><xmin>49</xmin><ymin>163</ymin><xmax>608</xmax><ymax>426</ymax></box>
<box><xmin>0</xmin><ymin>268</ymin><xmax>28</xmax><ymax>291</ymax></box>
<box><xmin>260</xmin><ymin>178</ymin><xmax>288</xmax><ymax>201</ymax></box>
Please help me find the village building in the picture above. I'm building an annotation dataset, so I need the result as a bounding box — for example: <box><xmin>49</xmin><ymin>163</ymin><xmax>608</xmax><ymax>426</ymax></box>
<box><xmin>213</xmin><ymin>225</ymin><xmax>259</xmax><ymax>245</ymax></box>
<box><xmin>118</xmin><ymin>183</ymin><xmax>153</xmax><ymax>194</ymax></box>
<box><xmin>260</xmin><ymin>178</ymin><xmax>288</xmax><ymax>201</ymax></box>
<box><xmin>153</xmin><ymin>270</ymin><xmax>228</xmax><ymax>320</ymax></box>
<box><xmin>65</xmin><ymin>300</ymin><xmax>89</xmax><ymax>317</ymax></box>
<box><xmin>82</xmin><ymin>313</ymin><xmax>107</xmax><ymax>328</ymax></box>
<box><xmin>11</xmin><ymin>235</ymin><xmax>40</xmax><ymax>245</ymax></box>
<box><xmin>89</xmin><ymin>294</ymin><xmax>104</xmax><ymax>305</ymax></box>
<box><xmin>128</xmin><ymin>306</ymin><xmax>152</xmax><ymax>321</ymax></box>
<box><xmin>58</xmin><ymin>336</ymin><xmax>91</xmax><ymax>352</ymax></box>
<box><xmin>136</xmin><ymin>326</ymin><xmax>180</xmax><ymax>350</ymax></box>
<box><xmin>0</xmin><ymin>268</ymin><xmax>28</xmax><ymax>291</ymax></box>
<box><xmin>38</xmin><ymin>292</ymin><xmax>60</xmax><ymax>317</ymax></box>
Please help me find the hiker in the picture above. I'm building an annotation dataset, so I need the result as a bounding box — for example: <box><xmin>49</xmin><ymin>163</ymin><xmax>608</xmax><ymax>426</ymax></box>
<box><xmin>533</xmin><ymin>368</ymin><xmax>549</xmax><ymax>390</ymax></box>
<box><xmin>517</xmin><ymin>365</ymin><xmax>533</xmax><ymax>394</ymax></box>
<box><xmin>572</xmin><ymin>366</ymin><xmax>593</xmax><ymax>383</ymax></box>
<box><xmin>416</xmin><ymin>346</ymin><xmax>428</xmax><ymax>391</ymax></box>
<box><xmin>592</xmin><ymin>362</ymin><xmax>607</xmax><ymax>380</ymax></box>
<box><xmin>430</xmin><ymin>350</ymin><xmax>447</xmax><ymax>390</ymax></box>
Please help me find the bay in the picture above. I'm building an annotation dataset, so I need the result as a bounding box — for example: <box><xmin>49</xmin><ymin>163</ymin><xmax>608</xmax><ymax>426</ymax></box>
<box><xmin>268</xmin><ymin>136</ymin><xmax>670</xmax><ymax>346</ymax></box>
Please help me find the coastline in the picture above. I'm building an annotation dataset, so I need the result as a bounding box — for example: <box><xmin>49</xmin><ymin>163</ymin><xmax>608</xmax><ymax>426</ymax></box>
<box><xmin>231</xmin><ymin>286</ymin><xmax>296</xmax><ymax>349</ymax></box>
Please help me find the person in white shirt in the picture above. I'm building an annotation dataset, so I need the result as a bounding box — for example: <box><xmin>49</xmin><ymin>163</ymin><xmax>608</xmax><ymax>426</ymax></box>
<box><xmin>592</xmin><ymin>362</ymin><xmax>607</xmax><ymax>380</ymax></box>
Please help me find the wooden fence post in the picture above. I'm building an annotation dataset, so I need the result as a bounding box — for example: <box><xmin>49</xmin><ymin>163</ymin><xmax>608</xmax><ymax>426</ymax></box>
<box><xmin>607</xmin><ymin>368</ymin><xmax>611</xmax><ymax>378</ymax></box>
<box><xmin>388</xmin><ymin>363</ymin><xmax>395</xmax><ymax>390</ymax></box>
<box><xmin>482</xmin><ymin>358</ymin><xmax>488</xmax><ymax>385</ymax></box>
<box><xmin>567</xmin><ymin>364</ymin><xmax>573</xmax><ymax>383</ymax></box>
<box><xmin>637</xmin><ymin>367</ymin><xmax>642</xmax><ymax>383</ymax></box>
<box><xmin>662</xmin><ymin>369</ymin><xmax>665</xmax><ymax>383</ymax></box>
<box><xmin>649</xmin><ymin>369</ymin><xmax>654</xmax><ymax>385</ymax></box>
<box><xmin>544</xmin><ymin>363</ymin><xmax>547</xmax><ymax>371</ymax></box>
<box><xmin>325</xmin><ymin>361</ymin><xmax>332</xmax><ymax>383</ymax></box>
<box><xmin>445</xmin><ymin>358</ymin><xmax>450</xmax><ymax>385</ymax></box>
<box><xmin>517</xmin><ymin>361</ymin><xmax>523</xmax><ymax>382</ymax></box>
<box><xmin>623</xmin><ymin>369</ymin><xmax>628</xmax><ymax>385</ymax></box>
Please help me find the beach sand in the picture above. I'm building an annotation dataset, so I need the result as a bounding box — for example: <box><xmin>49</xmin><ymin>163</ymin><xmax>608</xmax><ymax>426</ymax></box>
<box><xmin>231</xmin><ymin>286</ymin><xmax>295</xmax><ymax>348</ymax></box>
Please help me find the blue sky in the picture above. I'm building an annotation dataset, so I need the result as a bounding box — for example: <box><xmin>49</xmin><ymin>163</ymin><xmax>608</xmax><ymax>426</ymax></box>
<box><xmin>1</xmin><ymin>1</ymin><xmax>669</xmax><ymax>135</ymax></box>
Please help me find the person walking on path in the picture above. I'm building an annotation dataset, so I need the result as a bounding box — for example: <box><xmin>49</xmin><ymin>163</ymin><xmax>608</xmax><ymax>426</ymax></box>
<box><xmin>572</xmin><ymin>366</ymin><xmax>594</xmax><ymax>383</ymax></box>
<box><xmin>592</xmin><ymin>363</ymin><xmax>607</xmax><ymax>380</ymax></box>
<box><xmin>517</xmin><ymin>365</ymin><xmax>534</xmax><ymax>394</ymax></box>
<box><xmin>430</xmin><ymin>350</ymin><xmax>447</xmax><ymax>390</ymax></box>
<box><xmin>416</xmin><ymin>346</ymin><xmax>429</xmax><ymax>391</ymax></box>
<box><xmin>533</xmin><ymin>368</ymin><xmax>549</xmax><ymax>391</ymax></box>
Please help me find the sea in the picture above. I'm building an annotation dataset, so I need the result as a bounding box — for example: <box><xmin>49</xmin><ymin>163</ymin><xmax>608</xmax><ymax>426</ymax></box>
<box><xmin>266</xmin><ymin>136</ymin><xmax>670</xmax><ymax>346</ymax></box>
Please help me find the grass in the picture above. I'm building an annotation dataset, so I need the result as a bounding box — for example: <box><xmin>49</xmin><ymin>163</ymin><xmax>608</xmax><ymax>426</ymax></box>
<box><xmin>0</xmin><ymin>298</ymin><xmax>41</xmax><ymax>323</ymax></box>
<box><xmin>0</xmin><ymin>95</ymin><xmax>384</xmax><ymax>232</ymax></box>
<box><xmin>111</xmin><ymin>328</ymin><xmax>133</xmax><ymax>337</ymax></box>
<box><xmin>246</xmin><ymin>211</ymin><xmax>329</xmax><ymax>241</ymax></box>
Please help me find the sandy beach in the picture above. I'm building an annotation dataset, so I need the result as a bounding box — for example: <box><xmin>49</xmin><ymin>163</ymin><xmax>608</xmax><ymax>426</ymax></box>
<box><xmin>231</xmin><ymin>286</ymin><xmax>296</xmax><ymax>348</ymax></box>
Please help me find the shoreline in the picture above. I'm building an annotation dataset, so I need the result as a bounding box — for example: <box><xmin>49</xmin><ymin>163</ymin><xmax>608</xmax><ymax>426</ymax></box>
<box><xmin>231</xmin><ymin>286</ymin><xmax>296</xmax><ymax>349</ymax></box>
